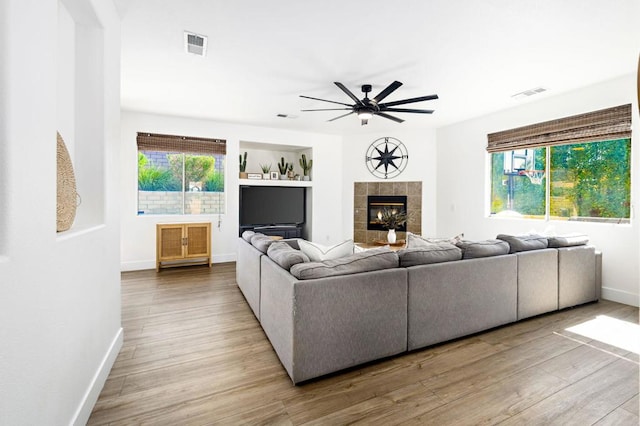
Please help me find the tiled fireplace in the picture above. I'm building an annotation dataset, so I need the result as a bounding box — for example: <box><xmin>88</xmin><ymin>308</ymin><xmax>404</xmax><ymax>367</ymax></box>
<box><xmin>353</xmin><ymin>181</ymin><xmax>422</xmax><ymax>243</ymax></box>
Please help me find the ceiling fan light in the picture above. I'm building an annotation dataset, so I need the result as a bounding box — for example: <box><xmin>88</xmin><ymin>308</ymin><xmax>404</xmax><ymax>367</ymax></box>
<box><xmin>358</xmin><ymin>111</ymin><xmax>373</xmax><ymax>120</ymax></box>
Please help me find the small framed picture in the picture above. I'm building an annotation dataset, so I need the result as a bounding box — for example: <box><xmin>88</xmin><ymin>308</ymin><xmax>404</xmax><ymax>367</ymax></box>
<box><xmin>269</xmin><ymin>171</ymin><xmax>278</xmax><ymax>180</ymax></box>
<box><xmin>247</xmin><ymin>173</ymin><xmax>262</xmax><ymax>180</ymax></box>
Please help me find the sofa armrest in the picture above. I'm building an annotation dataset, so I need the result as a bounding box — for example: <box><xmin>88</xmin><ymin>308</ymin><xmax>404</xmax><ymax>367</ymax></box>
<box><xmin>260</xmin><ymin>255</ymin><xmax>408</xmax><ymax>384</ymax></box>
<box><xmin>236</xmin><ymin>237</ymin><xmax>263</xmax><ymax>319</ymax></box>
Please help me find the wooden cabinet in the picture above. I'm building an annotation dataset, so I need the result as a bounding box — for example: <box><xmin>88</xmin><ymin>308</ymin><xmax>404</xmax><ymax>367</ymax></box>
<box><xmin>156</xmin><ymin>222</ymin><xmax>211</xmax><ymax>271</ymax></box>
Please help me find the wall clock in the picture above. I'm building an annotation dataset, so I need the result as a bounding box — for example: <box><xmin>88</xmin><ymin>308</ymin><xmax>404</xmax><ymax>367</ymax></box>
<box><xmin>365</xmin><ymin>137</ymin><xmax>408</xmax><ymax>179</ymax></box>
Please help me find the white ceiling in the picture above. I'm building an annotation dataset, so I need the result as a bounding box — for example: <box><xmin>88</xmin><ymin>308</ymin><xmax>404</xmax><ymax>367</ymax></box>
<box><xmin>118</xmin><ymin>0</ymin><xmax>640</xmax><ymax>135</ymax></box>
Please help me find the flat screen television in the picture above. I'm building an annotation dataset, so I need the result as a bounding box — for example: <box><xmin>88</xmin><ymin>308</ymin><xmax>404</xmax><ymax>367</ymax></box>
<box><xmin>239</xmin><ymin>186</ymin><xmax>306</xmax><ymax>227</ymax></box>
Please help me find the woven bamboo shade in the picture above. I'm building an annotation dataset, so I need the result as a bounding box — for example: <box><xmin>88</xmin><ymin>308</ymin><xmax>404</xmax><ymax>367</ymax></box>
<box><xmin>56</xmin><ymin>132</ymin><xmax>77</xmax><ymax>232</ymax></box>
<box><xmin>137</xmin><ymin>132</ymin><xmax>226</xmax><ymax>155</ymax></box>
<box><xmin>487</xmin><ymin>104</ymin><xmax>632</xmax><ymax>153</ymax></box>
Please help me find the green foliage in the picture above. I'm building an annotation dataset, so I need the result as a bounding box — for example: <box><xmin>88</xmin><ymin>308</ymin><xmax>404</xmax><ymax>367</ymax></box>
<box><xmin>239</xmin><ymin>152</ymin><xmax>247</xmax><ymax>172</ymax></box>
<box><xmin>299</xmin><ymin>154</ymin><xmax>313</xmax><ymax>176</ymax></box>
<box><xmin>550</xmin><ymin>139</ymin><xmax>630</xmax><ymax>218</ymax></box>
<box><xmin>260</xmin><ymin>163</ymin><xmax>271</xmax><ymax>173</ymax></box>
<box><xmin>168</xmin><ymin>154</ymin><xmax>215</xmax><ymax>188</ymax></box>
<box><xmin>277</xmin><ymin>157</ymin><xmax>289</xmax><ymax>175</ymax></box>
<box><xmin>204</xmin><ymin>169</ymin><xmax>225</xmax><ymax>192</ymax></box>
<box><xmin>490</xmin><ymin>149</ymin><xmax>546</xmax><ymax>216</ymax></box>
<box><xmin>138</xmin><ymin>152</ymin><xmax>181</xmax><ymax>191</ymax></box>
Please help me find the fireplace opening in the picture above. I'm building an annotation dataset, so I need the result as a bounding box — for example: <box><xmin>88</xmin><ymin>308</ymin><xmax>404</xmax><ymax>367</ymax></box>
<box><xmin>367</xmin><ymin>195</ymin><xmax>408</xmax><ymax>231</ymax></box>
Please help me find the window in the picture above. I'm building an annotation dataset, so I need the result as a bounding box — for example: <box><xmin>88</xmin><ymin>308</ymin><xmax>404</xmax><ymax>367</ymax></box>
<box><xmin>488</xmin><ymin>105</ymin><xmax>631</xmax><ymax>223</ymax></box>
<box><xmin>137</xmin><ymin>133</ymin><xmax>226</xmax><ymax>215</ymax></box>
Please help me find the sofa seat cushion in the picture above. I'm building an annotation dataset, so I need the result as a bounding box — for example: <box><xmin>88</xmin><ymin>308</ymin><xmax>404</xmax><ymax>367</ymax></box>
<box><xmin>398</xmin><ymin>243</ymin><xmax>462</xmax><ymax>267</ymax></box>
<box><xmin>298</xmin><ymin>239</ymin><xmax>354</xmax><ymax>262</ymax></box>
<box><xmin>290</xmin><ymin>247</ymin><xmax>399</xmax><ymax>280</ymax></box>
<box><xmin>267</xmin><ymin>241</ymin><xmax>310</xmax><ymax>270</ymax></box>
<box><xmin>406</xmin><ymin>232</ymin><xmax>464</xmax><ymax>248</ymax></box>
<box><xmin>250</xmin><ymin>233</ymin><xmax>274</xmax><ymax>253</ymax></box>
<box><xmin>455</xmin><ymin>239</ymin><xmax>510</xmax><ymax>259</ymax></box>
<box><xmin>547</xmin><ymin>233</ymin><xmax>589</xmax><ymax>248</ymax></box>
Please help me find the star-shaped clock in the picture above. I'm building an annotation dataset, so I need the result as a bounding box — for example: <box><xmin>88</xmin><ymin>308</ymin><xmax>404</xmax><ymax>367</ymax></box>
<box><xmin>365</xmin><ymin>137</ymin><xmax>408</xmax><ymax>179</ymax></box>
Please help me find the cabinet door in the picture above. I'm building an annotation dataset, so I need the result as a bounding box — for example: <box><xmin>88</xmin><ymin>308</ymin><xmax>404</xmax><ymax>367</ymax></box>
<box><xmin>185</xmin><ymin>223</ymin><xmax>210</xmax><ymax>258</ymax></box>
<box><xmin>158</xmin><ymin>225</ymin><xmax>185</xmax><ymax>260</ymax></box>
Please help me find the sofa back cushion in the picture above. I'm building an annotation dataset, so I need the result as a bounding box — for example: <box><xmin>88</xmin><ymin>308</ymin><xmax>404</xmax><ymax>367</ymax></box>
<box><xmin>267</xmin><ymin>241</ymin><xmax>310</xmax><ymax>270</ymax></box>
<box><xmin>496</xmin><ymin>234</ymin><xmax>548</xmax><ymax>253</ymax></box>
<box><xmin>398</xmin><ymin>243</ymin><xmax>462</xmax><ymax>267</ymax></box>
<box><xmin>241</xmin><ymin>230</ymin><xmax>255</xmax><ymax>242</ymax></box>
<box><xmin>290</xmin><ymin>247</ymin><xmax>399</xmax><ymax>280</ymax></box>
<box><xmin>455</xmin><ymin>239</ymin><xmax>510</xmax><ymax>259</ymax></box>
<box><xmin>250</xmin><ymin>233</ymin><xmax>274</xmax><ymax>253</ymax></box>
<box><xmin>298</xmin><ymin>239</ymin><xmax>354</xmax><ymax>262</ymax></box>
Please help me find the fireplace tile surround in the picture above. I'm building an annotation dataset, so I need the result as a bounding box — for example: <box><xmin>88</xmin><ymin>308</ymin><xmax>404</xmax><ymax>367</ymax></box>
<box><xmin>354</xmin><ymin>181</ymin><xmax>422</xmax><ymax>243</ymax></box>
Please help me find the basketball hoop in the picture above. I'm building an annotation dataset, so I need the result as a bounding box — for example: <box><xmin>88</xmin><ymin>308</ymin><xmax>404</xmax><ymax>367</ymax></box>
<box><xmin>519</xmin><ymin>170</ymin><xmax>545</xmax><ymax>185</ymax></box>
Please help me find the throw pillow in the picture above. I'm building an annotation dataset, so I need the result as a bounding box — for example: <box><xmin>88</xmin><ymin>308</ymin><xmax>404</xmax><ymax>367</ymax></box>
<box><xmin>406</xmin><ymin>232</ymin><xmax>464</xmax><ymax>248</ymax></box>
<box><xmin>496</xmin><ymin>234</ymin><xmax>548</xmax><ymax>253</ymax></box>
<box><xmin>290</xmin><ymin>247</ymin><xmax>399</xmax><ymax>280</ymax></box>
<box><xmin>398</xmin><ymin>242</ymin><xmax>462</xmax><ymax>267</ymax></box>
<box><xmin>455</xmin><ymin>239</ymin><xmax>510</xmax><ymax>259</ymax></box>
<box><xmin>267</xmin><ymin>241</ymin><xmax>310</xmax><ymax>270</ymax></box>
<box><xmin>298</xmin><ymin>239</ymin><xmax>354</xmax><ymax>262</ymax></box>
<box><xmin>547</xmin><ymin>233</ymin><xmax>589</xmax><ymax>248</ymax></box>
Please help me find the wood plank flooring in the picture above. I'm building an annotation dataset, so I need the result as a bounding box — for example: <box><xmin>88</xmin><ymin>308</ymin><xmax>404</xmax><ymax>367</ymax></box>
<box><xmin>89</xmin><ymin>263</ymin><xmax>639</xmax><ymax>425</ymax></box>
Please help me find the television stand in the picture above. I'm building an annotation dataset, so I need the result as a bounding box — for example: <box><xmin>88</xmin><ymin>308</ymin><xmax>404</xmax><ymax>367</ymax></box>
<box><xmin>241</xmin><ymin>225</ymin><xmax>302</xmax><ymax>239</ymax></box>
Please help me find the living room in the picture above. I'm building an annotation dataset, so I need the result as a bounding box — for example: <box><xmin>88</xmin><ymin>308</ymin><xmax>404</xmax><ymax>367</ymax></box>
<box><xmin>1</xmin><ymin>0</ymin><xmax>639</xmax><ymax>424</ymax></box>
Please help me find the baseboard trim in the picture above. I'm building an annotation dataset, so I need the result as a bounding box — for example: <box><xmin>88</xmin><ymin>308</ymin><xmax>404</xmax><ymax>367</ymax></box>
<box><xmin>71</xmin><ymin>327</ymin><xmax>123</xmax><ymax>426</ymax></box>
<box><xmin>601</xmin><ymin>286</ymin><xmax>639</xmax><ymax>307</ymax></box>
<box><xmin>121</xmin><ymin>254</ymin><xmax>236</xmax><ymax>272</ymax></box>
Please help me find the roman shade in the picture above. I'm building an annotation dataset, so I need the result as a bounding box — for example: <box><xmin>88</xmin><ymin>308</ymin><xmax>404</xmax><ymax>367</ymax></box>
<box><xmin>487</xmin><ymin>104</ymin><xmax>631</xmax><ymax>153</ymax></box>
<box><xmin>137</xmin><ymin>132</ymin><xmax>226</xmax><ymax>155</ymax></box>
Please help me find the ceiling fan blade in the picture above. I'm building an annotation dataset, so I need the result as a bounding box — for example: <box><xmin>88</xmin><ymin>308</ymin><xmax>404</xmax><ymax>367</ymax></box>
<box><xmin>376</xmin><ymin>112</ymin><xmax>404</xmax><ymax>123</ymax></box>
<box><xmin>382</xmin><ymin>107</ymin><xmax>434</xmax><ymax>114</ymax></box>
<box><xmin>328</xmin><ymin>111</ymin><xmax>355</xmax><ymax>122</ymax></box>
<box><xmin>372</xmin><ymin>81</ymin><xmax>403</xmax><ymax>103</ymax></box>
<box><xmin>380</xmin><ymin>94</ymin><xmax>439</xmax><ymax>108</ymax></box>
<box><xmin>301</xmin><ymin>108</ymin><xmax>353</xmax><ymax>112</ymax></box>
<box><xmin>334</xmin><ymin>82</ymin><xmax>364</xmax><ymax>105</ymax></box>
<box><xmin>299</xmin><ymin>95</ymin><xmax>352</xmax><ymax>107</ymax></box>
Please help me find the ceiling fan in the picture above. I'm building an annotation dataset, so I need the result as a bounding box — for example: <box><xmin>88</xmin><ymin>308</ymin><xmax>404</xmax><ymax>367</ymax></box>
<box><xmin>300</xmin><ymin>81</ymin><xmax>438</xmax><ymax>125</ymax></box>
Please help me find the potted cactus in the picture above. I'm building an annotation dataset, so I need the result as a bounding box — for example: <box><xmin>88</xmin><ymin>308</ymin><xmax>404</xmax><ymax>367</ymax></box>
<box><xmin>287</xmin><ymin>163</ymin><xmax>295</xmax><ymax>180</ymax></box>
<box><xmin>277</xmin><ymin>157</ymin><xmax>289</xmax><ymax>180</ymax></box>
<box><xmin>299</xmin><ymin>154</ymin><xmax>313</xmax><ymax>181</ymax></box>
<box><xmin>239</xmin><ymin>151</ymin><xmax>248</xmax><ymax>179</ymax></box>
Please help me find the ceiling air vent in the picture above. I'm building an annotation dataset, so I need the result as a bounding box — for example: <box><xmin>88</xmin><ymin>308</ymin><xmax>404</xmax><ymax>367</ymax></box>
<box><xmin>184</xmin><ymin>31</ymin><xmax>207</xmax><ymax>56</ymax></box>
<box><xmin>511</xmin><ymin>87</ymin><xmax>547</xmax><ymax>100</ymax></box>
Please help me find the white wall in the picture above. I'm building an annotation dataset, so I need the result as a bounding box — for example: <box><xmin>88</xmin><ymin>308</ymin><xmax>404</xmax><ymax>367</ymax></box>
<box><xmin>120</xmin><ymin>111</ymin><xmax>343</xmax><ymax>270</ymax></box>
<box><xmin>341</xmin><ymin>128</ymin><xmax>438</xmax><ymax>239</ymax></box>
<box><xmin>0</xmin><ymin>1</ymin><xmax>122</xmax><ymax>425</ymax></box>
<box><xmin>436</xmin><ymin>74</ymin><xmax>640</xmax><ymax>306</ymax></box>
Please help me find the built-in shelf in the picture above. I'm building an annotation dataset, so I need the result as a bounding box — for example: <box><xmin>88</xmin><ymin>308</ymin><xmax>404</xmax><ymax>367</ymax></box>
<box><xmin>238</xmin><ymin>178</ymin><xmax>312</xmax><ymax>187</ymax></box>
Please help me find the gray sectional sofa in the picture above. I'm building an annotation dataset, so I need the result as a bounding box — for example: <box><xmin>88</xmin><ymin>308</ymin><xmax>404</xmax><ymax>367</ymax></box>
<box><xmin>236</xmin><ymin>232</ymin><xmax>601</xmax><ymax>384</ymax></box>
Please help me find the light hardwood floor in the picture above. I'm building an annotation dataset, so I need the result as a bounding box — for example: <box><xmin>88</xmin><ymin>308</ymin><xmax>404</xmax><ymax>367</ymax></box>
<box><xmin>89</xmin><ymin>263</ymin><xmax>639</xmax><ymax>425</ymax></box>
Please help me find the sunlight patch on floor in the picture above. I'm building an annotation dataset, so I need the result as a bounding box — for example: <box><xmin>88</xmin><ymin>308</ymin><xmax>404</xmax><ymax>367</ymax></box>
<box><xmin>565</xmin><ymin>315</ymin><xmax>640</xmax><ymax>354</ymax></box>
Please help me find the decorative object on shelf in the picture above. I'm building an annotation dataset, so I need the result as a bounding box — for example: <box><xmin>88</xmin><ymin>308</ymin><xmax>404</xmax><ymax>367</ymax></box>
<box><xmin>277</xmin><ymin>157</ymin><xmax>290</xmax><ymax>180</ymax></box>
<box><xmin>247</xmin><ymin>173</ymin><xmax>262</xmax><ymax>180</ymax></box>
<box><xmin>269</xmin><ymin>171</ymin><xmax>279</xmax><ymax>180</ymax></box>
<box><xmin>56</xmin><ymin>131</ymin><xmax>79</xmax><ymax>232</ymax></box>
<box><xmin>239</xmin><ymin>151</ymin><xmax>248</xmax><ymax>179</ymax></box>
<box><xmin>287</xmin><ymin>164</ymin><xmax>295</xmax><ymax>180</ymax></box>
<box><xmin>300</xmin><ymin>80</ymin><xmax>438</xmax><ymax>126</ymax></box>
<box><xmin>299</xmin><ymin>154</ymin><xmax>313</xmax><ymax>181</ymax></box>
<box><xmin>366</xmin><ymin>136</ymin><xmax>408</xmax><ymax>179</ymax></box>
<box><xmin>260</xmin><ymin>163</ymin><xmax>272</xmax><ymax>180</ymax></box>
<box><xmin>376</xmin><ymin>206</ymin><xmax>408</xmax><ymax>244</ymax></box>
